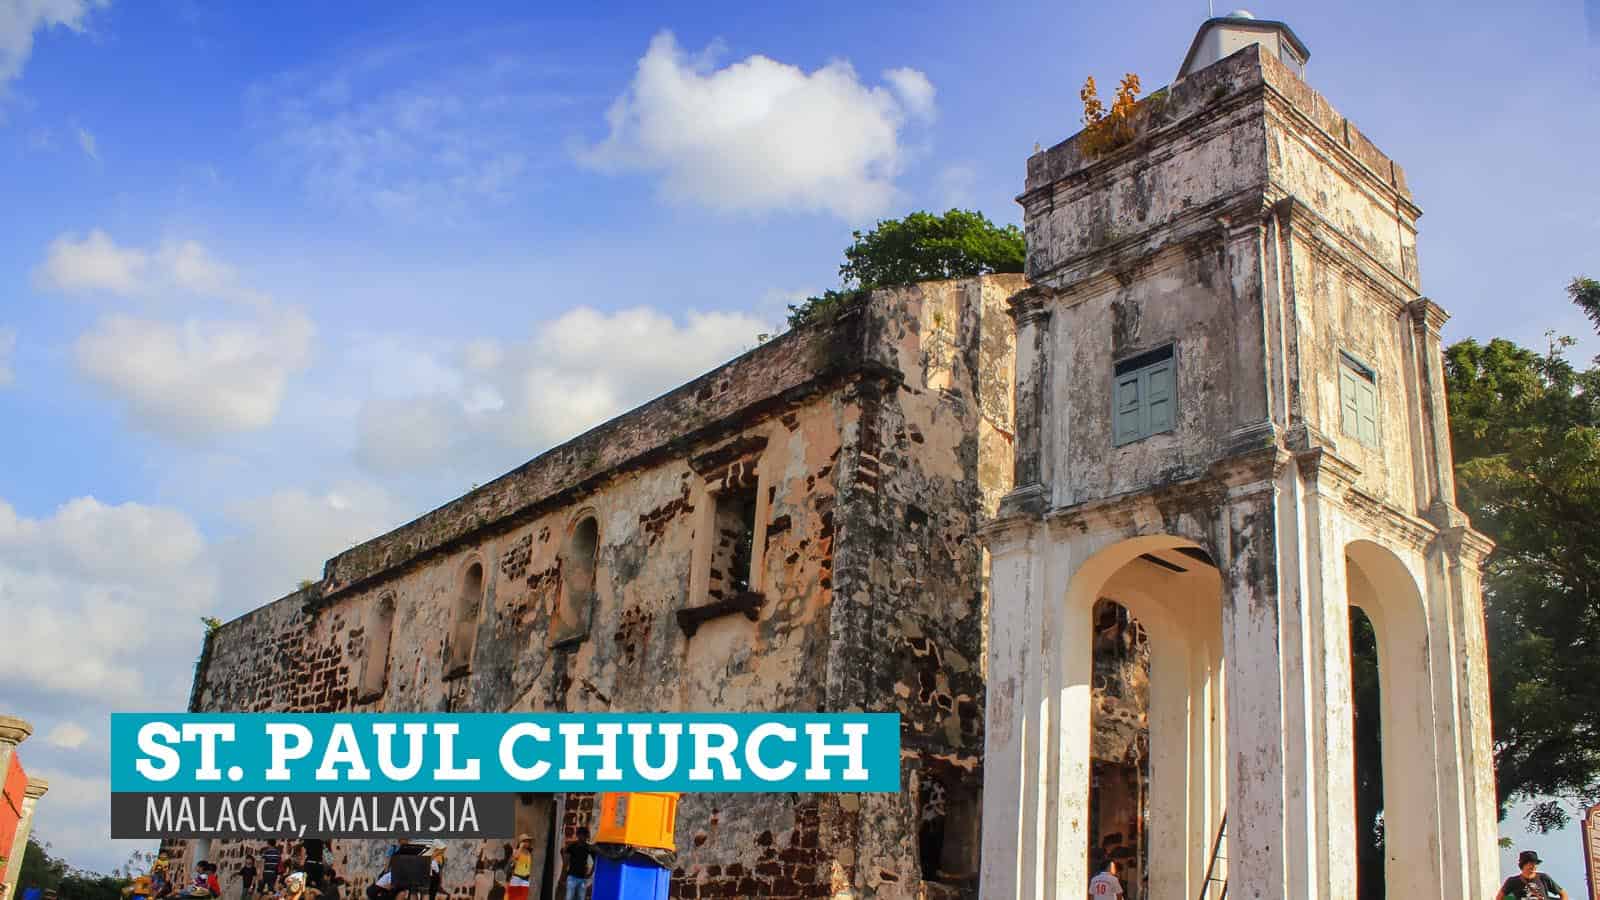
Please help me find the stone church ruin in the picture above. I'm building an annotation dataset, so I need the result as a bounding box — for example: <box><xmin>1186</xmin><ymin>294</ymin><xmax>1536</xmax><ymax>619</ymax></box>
<box><xmin>173</xmin><ymin>13</ymin><xmax>1499</xmax><ymax>900</ymax></box>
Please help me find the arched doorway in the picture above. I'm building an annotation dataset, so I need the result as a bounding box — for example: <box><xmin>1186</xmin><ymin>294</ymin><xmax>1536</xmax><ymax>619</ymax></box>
<box><xmin>1062</xmin><ymin>535</ymin><xmax>1227</xmax><ymax>900</ymax></box>
<box><xmin>1346</xmin><ymin>540</ymin><xmax>1439</xmax><ymax>900</ymax></box>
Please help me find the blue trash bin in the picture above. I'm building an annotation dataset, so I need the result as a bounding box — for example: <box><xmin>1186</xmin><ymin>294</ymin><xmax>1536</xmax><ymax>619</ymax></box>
<box><xmin>589</xmin><ymin>854</ymin><xmax>670</xmax><ymax>900</ymax></box>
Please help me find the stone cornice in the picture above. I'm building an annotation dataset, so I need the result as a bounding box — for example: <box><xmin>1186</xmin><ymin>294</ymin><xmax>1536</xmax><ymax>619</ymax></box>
<box><xmin>1258</xmin><ymin>88</ymin><xmax>1421</xmax><ymax>222</ymax></box>
<box><xmin>1273</xmin><ymin>196</ymin><xmax>1421</xmax><ymax>303</ymax></box>
<box><xmin>1005</xmin><ymin>286</ymin><xmax>1055</xmax><ymax>325</ymax></box>
<box><xmin>1436</xmin><ymin>524</ymin><xmax>1496</xmax><ymax>568</ymax></box>
<box><xmin>23</xmin><ymin>776</ymin><xmax>48</xmax><ymax>799</ymax></box>
<box><xmin>1294</xmin><ymin>446</ymin><xmax>1363</xmax><ymax>498</ymax></box>
<box><xmin>1342</xmin><ymin>488</ymin><xmax>1441</xmax><ymax>548</ymax></box>
<box><xmin>1027</xmin><ymin>191</ymin><xmax>1267</xmax><ymax>296</ymax></box>
<box><xmin>977</xmin><ymin>509</ymin><xmax>1043</xmax><ymax>555</ymax></box>
<box><xmin>1409</xmin><ymin>297</ymin><xmax>1451</xmax><ymax>336</ymax></box>
<box><xmin>0</xmin><ymin>715</ymin><xmax>32</xmax><ymax>746</ymax></box>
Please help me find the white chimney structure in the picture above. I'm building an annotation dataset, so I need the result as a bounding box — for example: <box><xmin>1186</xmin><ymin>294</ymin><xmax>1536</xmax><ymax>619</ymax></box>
<box><xmin>1178</xmin><ymin>9</ymin><xmax>1309</xmax><ymax>80</ymax></box>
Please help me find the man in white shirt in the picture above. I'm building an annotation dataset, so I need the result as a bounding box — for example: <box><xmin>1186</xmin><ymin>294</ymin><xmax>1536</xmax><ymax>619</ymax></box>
<box><xmin>1089</xmin><ymin>860</ymin><xmax>1124</xmax><ymax>898</ymax></box>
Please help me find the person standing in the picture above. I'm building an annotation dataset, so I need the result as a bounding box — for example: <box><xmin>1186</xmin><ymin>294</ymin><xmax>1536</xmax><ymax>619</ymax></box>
<box><xmin>561</xmin><ymin>828</ymin><xmax>594</xmax><ymax>900</ymax></box>
<box><xmin>505</xmin><ymin>835</ymin><xmax>534</xmax><ymax>900</ymax></box>
<box><xmin>260</xmin><ymin>841</ymin><xmax>283</xmax><ymax>897</ymax></box>
<box><xmin>1495</xmin><ymin>850</ymin><xmax>1568</xmax><ymax>900</ymax></box>
<box><xmin>1088</xmin><ymin>859</ymin><xmax>1124</xmax><ymax>899</ymax></box>
<box><xmin>237</xmin><ymin>857</ymin><xmax>257</xmax><ymax>900</ymax></box>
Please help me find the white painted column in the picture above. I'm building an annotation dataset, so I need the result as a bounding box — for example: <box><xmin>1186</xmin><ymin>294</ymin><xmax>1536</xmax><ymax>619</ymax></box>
<box><xmin>1297</xmin><ymin>467</ymin><xmax>1359</xmax><ymax>900</ymax></box>
<box><xmin>1147</xmin><ymin>637</ymin><xmax>1193</xmax><ymax>899</ymax></box>
<box><xmin>1220</xmin><ymin>487</ymin><xmax>1295</xmax><ymax>900</ymax></box>
<box><xmin>1043</xmin><ymin>535</ymin><xmax>1090</xmax><ymax>900</ymax></box>
<box><xmin>1433</xmin><ymin>529</ymin><xmax>1500</xmax><ymax>900</ymax></box>
<box><xmin>980</xmin><ymin>519</ymin><xmax>1045</xmax><ymax>900</ymax></box>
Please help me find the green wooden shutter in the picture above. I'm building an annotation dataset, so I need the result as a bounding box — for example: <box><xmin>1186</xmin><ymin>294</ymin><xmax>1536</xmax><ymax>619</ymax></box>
<box><xmin>1145</xmin><ymin>362</ymin><xmax>1174</xmax><ymax>434</ymax></box>
<box><xmin>1114</xmin><ymin>374</ymin><xmax>1143</xmax><ymax>445</ymax></box>
<box><xmin>1356</xmin><ymin>379</ymin><xmax>1378</xmax><ymax>446</ymax></box>
<box><xmin>1340</xmin><ymin>368</ymin><xmax>1361</xmax><ymax>439</ymax></box>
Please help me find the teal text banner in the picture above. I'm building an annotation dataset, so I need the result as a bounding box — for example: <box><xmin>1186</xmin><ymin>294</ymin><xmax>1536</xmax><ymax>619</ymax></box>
<box><xmin>110</xmin><ymin>713</ymin><xmax>901</xmax><ymax>793</ymax></box>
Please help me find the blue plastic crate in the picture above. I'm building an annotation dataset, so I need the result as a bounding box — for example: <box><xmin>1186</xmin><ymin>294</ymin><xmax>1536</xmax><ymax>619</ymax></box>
<box><xmin>590</xmin><ymin>854</ymin><xmax>671</xmax><ymax>900</ymax></box>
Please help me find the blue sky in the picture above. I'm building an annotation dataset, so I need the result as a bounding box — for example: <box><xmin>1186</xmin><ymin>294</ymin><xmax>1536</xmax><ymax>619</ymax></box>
<box><xmin>0</xmin><ymin>0</ymin><xmax>1596</xmax><ymax>881</ymax></box>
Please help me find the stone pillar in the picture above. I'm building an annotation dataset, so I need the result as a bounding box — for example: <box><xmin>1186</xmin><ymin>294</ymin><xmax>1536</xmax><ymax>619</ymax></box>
<box><xmin>1146</xmin><ymin>640</ymin><xmax>1194</xmax><ymax>898</ymax></box>
<box><xmin>1295</xmin><ymin>450</ymin><xmax>1362</xmax><ymax>900</ymax></box>
<box><xmin>2</xmin><ymin>777</ymin><xmax>48</xmax><ymax>900</ymax></box>
<box><xmin>1219</xmin><ymin>483</ymin><xmax>1296</xmax><ymax>900</ymax></box>
<box><xmin>1433</xmin><ymin>526</ymin><xmax>1499</xmax><ymax>900</ymax></box>
<box><xmin>978</xmin><ymin>517</ymin><xmax>1045</xmax><ymax>900</ymax></box>
<box><xmin>1407</xmin><ymin>299</ymin><xmax>1456</xmax><ymax>516</ymax></box>
<box><xmin>0</xmin><ymin>717</ymin><xmax>33</xmax><ymax>893</ymax></box>
<box><xmin>999</xmin><ymin>289</ymin><xmax>1052</xmax><ymax>518</ymax></box>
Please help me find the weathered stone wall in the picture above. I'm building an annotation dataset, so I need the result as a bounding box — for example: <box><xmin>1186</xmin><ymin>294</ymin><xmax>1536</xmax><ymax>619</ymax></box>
<box><xmin>181</xmin><ymin>275</ymin><xmax>1020</xmax><ymax>900</ymax></box>
<box><xmin>826</xmin><ymin>275</ymin><xmax>1020</xmax><ymax>897</ymax></box>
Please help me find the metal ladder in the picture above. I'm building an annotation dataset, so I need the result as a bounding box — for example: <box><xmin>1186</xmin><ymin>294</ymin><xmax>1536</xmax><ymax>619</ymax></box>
<box><xmin>1198</xmin><ymin>811</ymin><xmax>1227</xmax><ymax>900</ymax></box>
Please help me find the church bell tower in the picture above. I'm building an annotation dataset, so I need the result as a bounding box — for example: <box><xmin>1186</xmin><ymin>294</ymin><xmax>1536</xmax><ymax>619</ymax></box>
<box><xmin>981</xmin><ymin>13</ymin><xmax>1499</xmax><ymax>900</ymax></box>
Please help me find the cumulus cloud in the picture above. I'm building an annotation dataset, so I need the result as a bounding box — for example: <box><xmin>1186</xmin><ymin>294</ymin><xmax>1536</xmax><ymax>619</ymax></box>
<box><xmin>34</xmin><ymin>230</ymin><xmax>314</xmax><ymax>437</ymax></box>
<box><xmin>0</xmin><ymin>0</ymin><xmax>108</xmax><ymax>96</ymax></box>
<box><xmin>35</xmin><ymin>229</ymin><xmax>149</xmax><ymax>295</ymax></box>
<box><xmin>353</xmin><ymin>305</ymin><xmax>771</xmax><ymax>476</ymax></box>
<box><xmin>73</xmin><ymin>308</ymin><xmax>314</xmax><ymax>438</ymax></box>
<box><xmin>215</xmin><ymin>481</ymin><xmax>409</xmax><ymax>596</ymax></box>
<box><xmin>578</xmin><ymin>31</ymin><xmax>937</xmax><ymax>220</ymax></box>
<box><xmin>46</xmin><ymin>721</ymin><xmax>89</xmax><ymax>749</ymax></box>
<box><xmin>0</xmin><ymin>496</ymin><xmax>216</xmax><ymax>703</ymax></box>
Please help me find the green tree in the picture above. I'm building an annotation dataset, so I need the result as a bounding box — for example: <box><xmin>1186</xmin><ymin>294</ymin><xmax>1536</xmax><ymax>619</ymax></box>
<box><xmin>787</xmin><ymin>209</ymin><xmax>1025</xmax><ymax>327</ymax></box>
<box><xmin>17</xmin><ymin>836</ymin><xmax>69</xmax><ymax>894</ymax></box>
<box><xmin>13</xmin><ymin>836</ymin><xmax>131</xmax><ymax>900</ymax></box>
<box><xmin>1444</xmin><ymin>277</ymin><xmax>1600</xmax><ymax>831</ymax></box>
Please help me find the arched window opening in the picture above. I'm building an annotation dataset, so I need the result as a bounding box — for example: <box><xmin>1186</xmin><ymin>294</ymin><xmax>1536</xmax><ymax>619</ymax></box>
<box><xmin>1350</xmin><ymin>604</ymin><xmax>1385</xmax><ymax>900</ymax></box>
<box><xmin>447</xmin><ymin>562</ymin><xmax>484</xmax><ymax>676</ymax></box>
<box><xmin>357</xmin><ymin>592</ymin><xmax>396</xmax><ymax>703</ymax></box>
<box><xmin>553</xmin><ymin>516</ymin><xmax>600</xmax><ymax>646</ymax></box>
<box><xmin>710</xmin><ymin>472</ymin><xmax>759</xmax><ymax>599</ymax></box>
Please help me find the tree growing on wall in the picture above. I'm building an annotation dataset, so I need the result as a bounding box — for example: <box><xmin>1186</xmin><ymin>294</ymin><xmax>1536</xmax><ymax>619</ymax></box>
<box><xmin>786</xmin><ymin>209</ymin><xmax>1025</xmax><ymax>327</ymax></box>
<box><xmin>1445</xmin><ymin>276</ymin><xmax>1600</xmax><ymax>831</ymax></box>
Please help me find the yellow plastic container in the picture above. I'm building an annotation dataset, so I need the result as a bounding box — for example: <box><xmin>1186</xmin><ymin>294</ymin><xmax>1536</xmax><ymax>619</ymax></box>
<box><xmin>595</xmin><ymin>791</ymin><xmax>679</xmax><ymax>851</ymax></box>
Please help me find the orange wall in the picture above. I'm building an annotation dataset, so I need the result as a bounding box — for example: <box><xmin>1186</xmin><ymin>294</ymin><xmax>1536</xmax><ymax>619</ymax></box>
<box><xmin>0</xmin><ymin>754</ymin><xmax>26</xmax><ymax>882</ymax></box>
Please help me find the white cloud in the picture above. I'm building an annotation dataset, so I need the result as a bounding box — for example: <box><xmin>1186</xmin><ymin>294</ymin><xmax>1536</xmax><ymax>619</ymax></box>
<box><xmin>35</xmin><ymin>229</ymin><xmax>148</xmax><ymax>295</ymax></box>
<box><xmin>352</xmin><ymin>305</ymin><xmax>771</xmax><ymax>476</ymax></box>
<box><xmin>0</xmin><ymin>496</ymin><xmax>216</xmax><ymax>704</ymax></box>
<box><xmin>35</xmin><ymin>231</ymin><xmax>315</xmax><ymax>436</ymax></box>
<box><xmin>0</xmin><ymin>0</ymin><xmax>108</xmax><ymax>97</ymax></box>
<box><xmin>74</xmin><ymin>308</ymin><xmax>314</xmax><ymax>439</ymax></box>
<box><xmin>0</xmin><ymin>327</ymin><xmax>14</xmax><ymax>386</ymax></box>
<box><xmin>215</xmin><ymin>481</ymin><xmax>408</xmax><ymax>597</ymax></box>
<box><xmin>45</xmin><ymin>721</ymin><xmax>89</xmax><ymax>749</ymax></box>
<box><xmin>884</xmin><ymin>67</ymin><xmax>936</xmax><ymax>120</ymax></box>
<box><xmin>578</xmin><ymin>31</ymin><xmax>937</xmax><ymax>220</ymax></box>
<box><xmin>76</xmin><ymin>125</ymin><xmax>97</xmax><ymax>160</ymax></box>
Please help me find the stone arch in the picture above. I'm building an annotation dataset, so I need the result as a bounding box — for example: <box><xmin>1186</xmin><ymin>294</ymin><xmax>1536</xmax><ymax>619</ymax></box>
<box><xmin>357</xmin><ymin>591</ymin><xmax>397</xmax><ymax>703</ymax></box>
<box><xmin>448</xmin><ymin>557</ymin><xmax>485</xmax><ymax>675</ymax></box>
<box><xmin>553</xmin><ymin>511</ymin><xmax>601</xmax><ymax>646</ymax></box>
<box><xmin>1059</xmin><ymin>532</ymin><xmax>1227</xmax><ymax>900</ymax></box>
<box><xmin>1344</xmin><ymin>539</ymin><xmax>1438</xmax><ymax>899</ymax></box>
